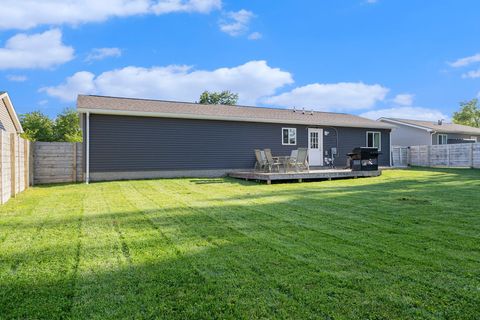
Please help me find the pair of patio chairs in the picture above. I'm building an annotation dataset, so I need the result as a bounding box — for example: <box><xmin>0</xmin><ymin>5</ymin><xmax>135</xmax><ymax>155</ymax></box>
<box><xmin>254</xmin><ymin>148</ymin><xmax>309</xmax><ymax>173</ymax></box>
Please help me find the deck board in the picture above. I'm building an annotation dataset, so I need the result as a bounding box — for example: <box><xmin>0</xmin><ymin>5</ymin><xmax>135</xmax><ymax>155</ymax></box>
<box><xmin>229</xmin><ymin>169</ymin><xmax>381</xmax><ymax>183</ymax></box>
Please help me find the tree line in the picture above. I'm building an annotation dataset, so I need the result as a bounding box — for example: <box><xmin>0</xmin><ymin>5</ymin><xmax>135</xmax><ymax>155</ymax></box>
<box><xmin>20</xmin><ymin>108</ymin><xmax>82</xmax><ymax>142</ymax></box>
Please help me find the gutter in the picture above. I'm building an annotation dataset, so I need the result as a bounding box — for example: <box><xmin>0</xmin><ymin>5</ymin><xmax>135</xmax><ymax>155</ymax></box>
<box><xmin>86</xmin><ymin>112</ymin><xmax>90</xmax><ymax>184</ymax></box>
<box><xmin>77</xmin><ymin>108</ymin><xmax>395</xmax><ymax>130</ymax></box>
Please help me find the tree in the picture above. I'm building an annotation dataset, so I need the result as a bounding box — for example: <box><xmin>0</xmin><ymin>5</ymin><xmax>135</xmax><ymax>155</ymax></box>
<box><xmin>53</xmin><ymin>108</ymin><xmax>82</xmax><ymax>142</ymax></box>
<box><xmin>20</xmin><ymin>111</ymin><xmax>54</xmax><ymax>141</ymax></box>
<box><xmin>199</xmin><ymin>90</ymin><xmax>239</xmax><ymax>105</ymax></box>
<box><xmin>452</xmin><ymin>98</ymin><xmax>480</xmax><ymax>128</ymax></box>
<box><xmin>19</xmin><ymin>108</ymin><xmax>82</xmax><ymax>142</ymax></box>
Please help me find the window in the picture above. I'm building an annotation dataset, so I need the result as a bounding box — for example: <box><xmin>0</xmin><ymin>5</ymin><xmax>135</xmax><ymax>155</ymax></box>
<box><xmin>471</xmin><ymin>136</ymin><xmax>478</xmax><ymax>142</ymax></box>
<box><xmin>282</xmin><ymin>128</ymin><xmax>296</xmax><ymax>145</ymax></box>
<box><xmin>438</xmin><ymin>134</ymin><xmax>448</xmax><ymax>145</ymax></box>
<box><xmin>366</xmin><ymin>131</ymin><xmax>381</xmax><ymax>150</ymax></box>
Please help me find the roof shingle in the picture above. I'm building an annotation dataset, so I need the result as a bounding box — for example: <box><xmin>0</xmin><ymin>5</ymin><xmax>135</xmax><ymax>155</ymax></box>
<box><xmin>382</xmin><ymin>118</ymin><xmax>480</xmax><ymax>135</ymax></box>
<box><xmin>77</xmin><ymin>95</ymin><xmax>394</xmax><ymax>129</ymax></box>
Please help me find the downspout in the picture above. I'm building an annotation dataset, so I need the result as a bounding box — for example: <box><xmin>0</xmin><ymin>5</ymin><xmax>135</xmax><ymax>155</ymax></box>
<box><xmin>389</xmin><ymin>130</ymin><xmax>392</xmax><ymax>167</ymax></box>
<box><xmin>86</xmin><ymin>112</ymin><xmax>90</xmax><ymax>184</ymax></box>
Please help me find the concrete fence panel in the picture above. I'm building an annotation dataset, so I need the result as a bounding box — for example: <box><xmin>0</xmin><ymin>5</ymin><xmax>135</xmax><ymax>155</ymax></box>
<box><xmin>0</xmin><ymin>131</ymin><xmax>30</xmax><ymax>204</ymax></box>
<box><xmin>33</xmin><ymin>142</ymin><xmax>83</xmax><ymax>184</ymax></box>
<box><xmin>408</xmin><ymin>143</ymin><xmax>480</xmax><ymax>168</ymax></box>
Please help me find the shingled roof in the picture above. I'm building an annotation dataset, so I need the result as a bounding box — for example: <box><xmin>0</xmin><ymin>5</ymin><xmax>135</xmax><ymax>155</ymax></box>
<box><xmin>77</xmin><ymin>95</ymin><xmax>394</xmax><ymax>129</ymax></box>
<box><xmin>380</xmin><ymin>118</ymin><xmax>480</xmax><ymax>135</ymax></box>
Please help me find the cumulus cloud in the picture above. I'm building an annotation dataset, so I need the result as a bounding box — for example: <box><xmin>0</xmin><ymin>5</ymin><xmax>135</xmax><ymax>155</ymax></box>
<box><xmin>0</xmin><ymin>29</ymin><xmax>74</xmax><ymax>69</ymax></box>
<box><xmin>263</xmin><ymin>82</ymin><xmax>389</xmax><ymax>111</ymax></box>
<box><xmin>86</xmin><ymin>48</ymin><xmax>122</xmax><ymax>62</ymax></box>
<box><xmin>462</xmin><ymin>69</ymin><xmax>480</xmax><ymax>79</ymax></box>
<box><xmin>219</xmin><ymin>9</ymin><xmax>254</xmax><ymax>36</ymax></box>
<box><xmin>392</xmin><ymin>93</ymin><xmax>414</xmax><ymax>106</ymax></box>
<box><xmin>0</xmin><ymin>0</ymin><xmax>222</xmax><ymax>30</ymax></box>
<box><xmin>6</xmin><ymin>75</ymin><xmax>28</xmax><ymax>82</ymax></box>
<box><xmin>449</xmin><ymin>53</ymin><xmax>480</xmax><ymax>68</ymax></box>
<box><xmin>42</xmin><ymin>60</ymin><xmax>293</xmax><ymax>103</ymax></box>
<box><xmin>152</xmin><ymin>0</ymin><xmax>221</xmax><ymax>14</ymax></box>
<box><xmin>360</xmin><ymin>107</ymin><xmax>449</xmax><ymax>121</ymax></box>
<box><xmin>248</xmin><ymin>32</ymin><xmax>262</xmax><ymax>40</ymax></box>
<box><xmin>41</xmin><ymin>71</ymin><xmax>97</xmax><ymax>102</ymax></box>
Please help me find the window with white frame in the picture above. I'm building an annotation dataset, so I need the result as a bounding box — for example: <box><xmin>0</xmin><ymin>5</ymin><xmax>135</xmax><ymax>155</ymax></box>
<box><xmin>438</xmin><ymin>134</ymin><xmax>448</xmax><ymax>145</ymax></box>
<box><xmin>282</xmin><ymin>128</ymin><xmax>296</xmax><ymax>145</ymax></box>
<box><xmin>471</xmin><ymin>136</ymin><xmax>478</xmax><ymax>142</ymax></box>
<box><xmin>366</xmin><ymin>131</ymin><xmax>381</xmax><ymax>150</ymax></box>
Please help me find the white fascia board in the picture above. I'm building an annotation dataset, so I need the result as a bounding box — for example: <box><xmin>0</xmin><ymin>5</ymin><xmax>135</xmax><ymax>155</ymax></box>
<box><xmin>378</xmin><ymin>118</ymin><xmax>432</xmax><ymax>132</ymax></box>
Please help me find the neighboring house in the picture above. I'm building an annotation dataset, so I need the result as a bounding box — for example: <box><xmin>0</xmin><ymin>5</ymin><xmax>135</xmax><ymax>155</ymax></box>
<box><xmin>379</xmin><ymin>118</ymin><xmax>480</xmax><ymax>147</ymax></box>
<box><xmin>77</xmin><ymin>95</ymin><xmax>394</xmax><ymax>182</ymax></box>
<box><xmin>0</xmin><ymin>92</ymin><xmax>23</xmax><ymax>134</ymax></box>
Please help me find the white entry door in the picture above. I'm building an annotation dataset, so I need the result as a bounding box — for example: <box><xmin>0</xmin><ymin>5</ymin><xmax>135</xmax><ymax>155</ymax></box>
<box><xmin>308</xmin><ymin>128</ymin><xmax>323</xmax><ymax>166</ymax></box>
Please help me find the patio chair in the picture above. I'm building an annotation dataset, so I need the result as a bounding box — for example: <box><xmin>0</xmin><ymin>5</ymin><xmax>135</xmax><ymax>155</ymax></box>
<box><xmin>288</xmin><ymin>148</ymin><xmax>309</xmax><ymax>172</ymax></box>
<box><xmin>264</xmin><ymin>148</ymin><xmax>282</xmax><ymax>172</ymax></box>
<box><xmin>254</xmin><ymin>149</ymin><xmax>268</xmax><ymax>172</ymax></box>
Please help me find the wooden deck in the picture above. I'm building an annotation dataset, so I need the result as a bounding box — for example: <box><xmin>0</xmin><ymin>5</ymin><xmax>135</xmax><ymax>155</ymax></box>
<box><xmin>229</xmin><ymin>169</ymin><xmax>381</xmax><ymax>184</ymax></box>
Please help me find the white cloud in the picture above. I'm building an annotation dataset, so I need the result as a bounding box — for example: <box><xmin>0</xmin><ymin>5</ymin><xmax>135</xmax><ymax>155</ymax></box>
<box><xmin>42</xmin><ymin>60</ymin><xmax>293</xmax><ymax>103</ymax></box>
<box><xmin>0</xmin><ymin>29</ymin><xmax>74</xmax><ymax>69</ymax></box>
<box><xmin>462</xmin><ymin>69</ymin><xmax>480</xmax><ymax>79</ymax></box>
<box><xmin>152</xmin><ymin>0</ymin><xmax>221</xmax><ymax>14</ymax></box>
<box><xmin>360</xmin><ymin>107</ymin><xmax>449</xmax><ymax>121</ymax></box>
<box><xmin>449</xmin><ymin>53</ymin><xmax>480</xmax><ymax>68</ymax></box>
<box><xmin>6</xmin><ymin>75</ymin><xmax>28</xmax><ymax>82</ymax></box>
<box><xmin>263</xmin><ymin>82</ymin><xmax>389</xmax><ymax>111</ymax></box>
<box><xmin>86</xmin><ymin>47</ymin><xmax>122</xmax><ymax>62</ymax></box>
<box><xmin>219</xmin><ymin>9</ymin><xmax>254</xmax><ymax>36</ymax></box>
<box><xmin>392</xmin><ymin>93</ymin><xmax>414</xmax><ymax>106</ymax></box>
<box><xmin>248</xmin><ymin>32</ymin><xmax>262</xmax><ymax>40</ymax></box>
<box><xmin>0</xmin><ymin>0</ymin><xmax>222</xmax><ymax>30</ymax></box>
<box><xmin>41</xmin><ymin>71</ymin><xmax>96</xmax><ymax>102</ymax></box>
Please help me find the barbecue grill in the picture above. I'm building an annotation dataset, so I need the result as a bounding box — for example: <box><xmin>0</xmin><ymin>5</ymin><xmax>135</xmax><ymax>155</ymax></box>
<box><xmin>346</xmin><ymin>147</ymin><xmax>380</xmax><ymax>171</ymax></box>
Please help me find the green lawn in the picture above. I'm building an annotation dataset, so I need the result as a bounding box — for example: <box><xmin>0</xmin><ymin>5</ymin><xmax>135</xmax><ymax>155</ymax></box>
<box><xmin>0</xmin><ymin>169</ymin><xmax>479</xmax><ymax>319</ymax></box>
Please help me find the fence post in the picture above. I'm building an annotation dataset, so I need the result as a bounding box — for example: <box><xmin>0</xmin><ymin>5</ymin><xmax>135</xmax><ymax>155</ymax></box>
<box><xmin>24</xmin><ymin>139</ymin><xmax>28</xmax><ymax>189</ymax></box>
<box><xmin>30</xmin><ymin>142</ymin><xmax>34</xmax><ymax>186</ymax></box>
<box><xmin>73</xmin><ymin>143</ymin><xmax>77</xmax><ymax>183</ymax></box>
<box><xmin>10</xmin><ymin>134</ymin><xmax>16</xmax><ymax>198</ymax></box>
<box><xmin>0</xmin><ymin>132</ymin><xmax>3</xmax><ymax>205</ymax></box>
<box><xmin>471</xmin><ymin>143</ymin><xmax>475</xmax><ymax>169</ymax></box>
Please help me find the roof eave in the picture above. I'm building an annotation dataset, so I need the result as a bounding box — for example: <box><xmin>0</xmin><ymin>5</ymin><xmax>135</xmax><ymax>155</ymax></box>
<box><xmin>78</xmin><ymin>107</ymin><xmax>394</xmax><ymax>130</ymax></box>
<box><xmin>378</xmin><ymin>117</ymin><xmax>433</xmax><ymax>132</ymax></box>
<box><xmin>0</xmin><ymin>92</ymin><xmax>23</xmax><ymax>133</ymax></box>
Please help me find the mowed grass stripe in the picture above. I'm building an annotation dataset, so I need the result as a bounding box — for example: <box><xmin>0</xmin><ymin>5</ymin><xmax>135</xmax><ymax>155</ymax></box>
<box><xmin>127</xmin><ymin>179</ymin><xmax>319</xmax><ymax>319</ymax></box>
<box><xmin>160</xmin><ymin>175</ymin><xmax>479</xmax><ymax>318</ymax></box>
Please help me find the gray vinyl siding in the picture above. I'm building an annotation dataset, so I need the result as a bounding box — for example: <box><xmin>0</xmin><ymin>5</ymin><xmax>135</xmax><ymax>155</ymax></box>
<box><xmin>0</xmin><ymin>97</ymin><xmax>17</xmax><ymax>132</ymax></box>
<box><xmin>432</xmin><ymin>132</ymin><xmax>480</xmax><ymax>145</ymax></box>
<box><xmin>389</xmin><ymin>124</ymin><xmax>431</xmax><ymax>147</ymax></box>
<box><xmin>87</xmin><ymin>114</ymin><xmax>391</xmax><ymax>173</ymax></box>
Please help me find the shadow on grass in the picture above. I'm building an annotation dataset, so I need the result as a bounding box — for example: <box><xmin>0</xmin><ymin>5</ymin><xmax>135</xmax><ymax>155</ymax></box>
<box><xmin>1</xmin><ymin>168</ymin><xmax>480</xmax><ymax>319</ymax></box>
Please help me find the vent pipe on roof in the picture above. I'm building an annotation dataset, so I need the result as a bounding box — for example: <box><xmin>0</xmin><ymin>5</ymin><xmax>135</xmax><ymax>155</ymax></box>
<box><xmin>302</xmin><ymin>108</ymin><xmax>305</xmax><ymax>114</ymax></box>
<box><xmin>310</xmin><ymin>110</ymin><xmax>314</xmax><ymax>115</ymax></box>
<box><xmin>438</xmin><ymin>119</ymin><xmax>443</xmax><ymax>125</ymax></box>
<box><xmin>293</xmin><ymin>107</ymin><xmax>296</xmax><ymax>112</ymax></box>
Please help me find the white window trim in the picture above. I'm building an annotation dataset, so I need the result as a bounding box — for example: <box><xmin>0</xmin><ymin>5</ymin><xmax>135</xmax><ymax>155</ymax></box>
<box><xmin>470</xmin><ymin>136</ymin><xmax>478</xmax><ymax>142</ymax></box>
<box><xmin>282</xmin><ymin>127</ymin><xmax>297</xmax><ymax>145</ymax></box>
<box><xmin>438</xmin><ymin>134</ymin><xmax>448</xmax><ymax>145</ymax></box>
<box><xmin>366</xmin><ymin>131</ymin><xmax>381</xmax><ymax>151</ymax></box>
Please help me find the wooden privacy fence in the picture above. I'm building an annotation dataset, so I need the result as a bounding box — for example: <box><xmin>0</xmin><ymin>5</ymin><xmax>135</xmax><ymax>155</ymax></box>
<box><xmin>32</xmin><ymin>142</ymin><xmax>83</xmax><ymax>185</ymax></box>
<box><xmin>0</xmin><ymin>131</ymin><xmax>30</xmax><ymax>204</ymax></box>
<box><xmin>408</xmin><ymin>143</ymin><xmax>480</xmax><ymax>168</ymax></box>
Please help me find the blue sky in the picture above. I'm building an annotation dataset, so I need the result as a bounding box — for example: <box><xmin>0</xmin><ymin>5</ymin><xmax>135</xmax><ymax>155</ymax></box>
<box><xmin>1</xmin><ymin>0</ymin><xmax>480</xmax><ymax>121</ymax></box>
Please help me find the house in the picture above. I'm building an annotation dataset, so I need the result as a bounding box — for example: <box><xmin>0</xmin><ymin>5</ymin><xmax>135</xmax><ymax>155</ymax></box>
<box><xmin>378</xmin><ymin>118</ymin><xmax>480</xmax><ymax>147</ymax></box>
<box><xmin>77</xmin><ymin>95</ymin><xmax>394</xmax><ymax>182</ymax></box>
<box><xmin>0</xmin><ymin>92</ymin><xmax>23</xmax><ymax>134</ymax></box>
